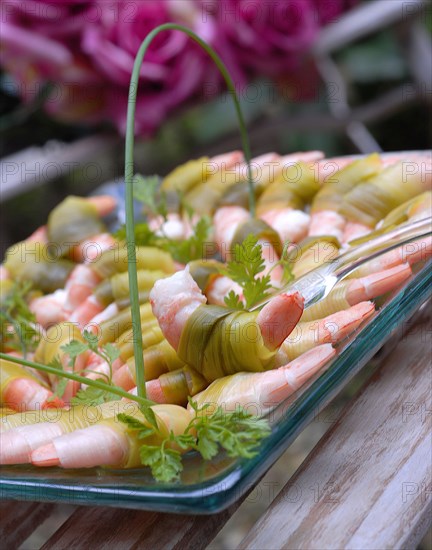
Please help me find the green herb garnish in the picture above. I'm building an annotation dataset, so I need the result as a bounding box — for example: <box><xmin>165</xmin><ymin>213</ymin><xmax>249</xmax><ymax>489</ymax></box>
<box><xmin>221</xmin><ymin>234</ymin><xmax>272</xmax><ymax>309</ymax></box>
<box><xmin>58</xmin><ymin>330</ymin><xmax>121</xmax><ymax>406</ymax></box>
<box><xmin>114</xmin><ymin>222</ymin><xmax>158</xmax><ymax>247</ymax></box>
<box><xmin>165</xmin><ymin>216</ymin><xmax>212</xmax><ymax>264</ymax></box>
<box><xmin>119</xmin><ymin>398</ymin><xmax>271</xmax><ymax>483</ymax></box>
<box><xmin>0</xmin><ymin>351</ymin><xmax>155</xmax><ymax>409</ymax></box>
<box><xmin>133</xmin><ymin>174</ymin><xmax>168</xmax><ymax>219</ymax></box>
<box><xmin>0</xmin><ymin>281</ymin><xmax>40</xmax><ymax>356</ymax></box>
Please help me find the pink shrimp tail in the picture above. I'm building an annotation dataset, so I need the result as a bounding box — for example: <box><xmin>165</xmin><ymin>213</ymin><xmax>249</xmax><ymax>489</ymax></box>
<box><xmin>257</xmin><ymin>291</ymin><xmax>304</xmax><ymax>350</ymax></box>
<box><xmin>270</xmin><ymin>344</ymin><xmax>336</xmax><ymax>402</ymax></box>
<box><xmin>347</xmin><ymin>263</ymin><xmax>412</xmax><ymax>304</ymax></box>
<box><xmin>86</xmin><ymin>195</ymin><xmax>117</xmax><ymax>217</ymax></box>
<box><xmin>315</xmin><ymin>301</ymin><xmax>375</xmax><ymax>344</ymax></box>
<box><xmin>3</xmin><ymin>378</ymin><xmax>60</xmax><ymax>412</ymax></box>
<box><xmin>26</xmin><ymin>225</ymin><xmax>48</xmax><ymax>243</ymax></box>
<box><xmin>112</xmin><ymin>365</ymin><xmax>135</xmax><ymax>391</ymax></box>
<box><xmin>69</xmin><ymin>295</ymin><xmax>105</xmax><ymax>329</ymax></box>
<box><xmin>145</xmin><ymin>379</ymin><xmax>166</xmax><ymax>403</ymax></box>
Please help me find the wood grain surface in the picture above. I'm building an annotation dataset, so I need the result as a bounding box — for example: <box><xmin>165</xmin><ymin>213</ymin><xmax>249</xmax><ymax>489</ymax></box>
<box><xmin>40</xmin><ymin>504</ymin><xmax>239</xmax><ymax>550</ymax></box>
<box><xmin>239</xmin><ymin>313</ymin><xmax>432</xmax><ymax>550</ymax></box>
<box><xmin>0</xmin><ymin>501</ymin><xmax>57</xmax><ymax>547</ymax></box>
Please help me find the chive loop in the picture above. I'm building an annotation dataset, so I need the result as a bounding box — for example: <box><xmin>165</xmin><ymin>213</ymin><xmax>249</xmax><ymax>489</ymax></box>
<box><xmin>125</xmin><ymin>23</ymin><xmax>255</xmax><ymax>406</ymax></box>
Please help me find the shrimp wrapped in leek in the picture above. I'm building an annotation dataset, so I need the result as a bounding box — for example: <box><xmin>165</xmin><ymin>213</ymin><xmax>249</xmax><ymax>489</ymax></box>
<box><xmin>309</xmin><ymin>153</ymin><xmax>382</xmax><ymax>243</ymax></box>
<box><xmin>0</xmin><ymin>401</ymin><xmax>141</xmax><ymax>465</ymax></box>
<box><xmin>191</xmin><ymin>344</ymin><xmax>336</xmax><ymax>416</ymax></box>
<box><xmin>31</xmin><ymin>404</ymin><xmax>192</xmax><ymax>469</ymax></box>
<box><xmin>0</xmin><ymin>358</ymin><xmax>62</xmax><ymax>412</ymax></box>
<box><xmin>301</xmin><ymin>264</ymin><xmax>412</xmax><ymax>322</ymax></box>
<box><xmin>145</xmin><ymin>269</ymin><xmax>304</xmax><ymax>404</ymax></box>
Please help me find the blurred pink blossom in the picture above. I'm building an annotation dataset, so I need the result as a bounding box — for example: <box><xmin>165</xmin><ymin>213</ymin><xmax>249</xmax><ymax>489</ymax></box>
<box><xmin>1</xmin><ymin>0</ymin><xmax>356</xmax><ymax>134</ymax></box>
<box><xmin>208</xmin><ymin>0</ymin><xmax>328</xmax><ymax>76</ymax></box>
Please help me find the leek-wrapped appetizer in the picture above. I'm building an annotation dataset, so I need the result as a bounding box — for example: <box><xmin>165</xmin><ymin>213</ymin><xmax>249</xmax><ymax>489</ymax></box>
<box><xmin>0</xmin><ymin>401</ymin><xmax>143</xmax><ymax>464</ymax></box>
<box><xmin>145</xmin><ymin>269</ymin><xmax>304</xmax><ymax>404</ymax></box>
<box><xmin>0</xmin><ymin>358</ymin><xmax>59</xmax><ymax>412</ymax></box>
<box><xmin>34</xmin><ymin>322</ymin><xmax>88</xmax><ymax>402</ymax></box>
<box><xmin>31</xmin><ymin>404</ymin><xmax>192</xmax><ymax>469</ymax></box>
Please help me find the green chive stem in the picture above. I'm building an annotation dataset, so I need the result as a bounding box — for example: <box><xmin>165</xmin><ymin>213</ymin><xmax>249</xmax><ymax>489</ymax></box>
<box><xmin>125</xmin><ymin>23</ymin><xmax>255</xmax><ymax>404</ymax></box>
<box><xmin>0</xmin><ymin>352</ymin><xmax>154</xmax><ymax>408</ymax></box>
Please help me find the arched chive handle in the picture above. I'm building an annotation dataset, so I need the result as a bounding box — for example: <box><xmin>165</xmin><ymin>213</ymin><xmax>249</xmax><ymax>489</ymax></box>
<box><xmin>125</xmin><ymin>23</ymin><xmax>255</xmax><ymax>403</ymax></box>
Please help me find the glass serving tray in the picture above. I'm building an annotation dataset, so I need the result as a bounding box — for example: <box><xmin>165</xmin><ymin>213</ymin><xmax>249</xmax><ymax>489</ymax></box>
<box><xmin>1</xmin><ymin>159</ymin><xmax>431</xmax><ymax>514</ymax></box>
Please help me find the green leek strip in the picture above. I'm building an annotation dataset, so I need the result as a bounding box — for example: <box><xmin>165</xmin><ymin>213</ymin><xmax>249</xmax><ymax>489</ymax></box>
<box><xmin>0</xmin><ymin>352</ymin><xmax>154</xmax><ymax>408</ymax></box>
<box><xmin>124</xmin><ymin>23</ymin><xmax>255</xmax><ymax>405</ymax></box>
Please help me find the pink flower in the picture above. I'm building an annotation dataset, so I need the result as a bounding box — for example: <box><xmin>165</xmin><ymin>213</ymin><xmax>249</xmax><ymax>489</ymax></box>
<box><xmin>1</xmin><ymin>0</ymin><xmax>107</xmax><ymax>123</ymax></box>
<box><xmin>81</xmin><ymin>0</ymin><xmax>234</xmax><ymax>134</ymax></box>
<box><xmin>208</xmin><ymin>0</ymin><xmax>354</xmax><ymax>77</ymax></box>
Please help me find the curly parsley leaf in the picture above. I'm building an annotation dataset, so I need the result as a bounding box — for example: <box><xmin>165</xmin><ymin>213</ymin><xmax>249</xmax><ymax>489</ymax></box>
<box><xmin>100</xmin><ymin>342</ymin><xmax>121</xmax><ymax>365</ymax></box>
<box><xmin>140</xmin><ymin>445</ymin><xmax>183</xmax><ymax>483</ymax></box>
<box><xmin>224</xmin><ymin>290</ymin><xmax>245</xmax><ymax>310</ymax></box>
<box><xmin>45</xmin><ymin>357</ymin><xmax>68</xmax><ymax>401</ymax></box>
<box><xmin>61</xmin><ymin>332</ymin><xmax>123</xmax><ymax>405</ymax></box>
<box><xmin>61</xmin><ymin>340</ymin><xmax>88</xmax><ymax>368</ymax></box>
<box><xmin>165</xmin><ymin>216</ymin><xmax>211</xmax><ymax>264</ymax></box>
<box><xmin>221</xmin><ymin>234</ymin><xmax>272</xmax><ymax>309</ymax></box>
<box><xmin>190</xmin><ymin>403</ymin><xmax>272</xmax><ymax>460</ymax></box>
<box><xmin>132</xmin><ymin>174</ymin><xmax>168</xmax><ymax>219</ymax></box>
<box><xmin>0</xmin><ymin>281</ymin><xmax>40</xmax><ymax>356</ymax></box>
<box><xmin>118</xmin><ymin>400</ymin><xmax>271</xmax><ymax>483</ymax></box>
<box><xmin>114</xmin><ymin>222</ymin><xmax>158</xmax><ymax>247</ymax></box>
<box><xmin>71</xmin><ymin>386</ymin><xmax>121</xmax><ymax>406</ymax></box>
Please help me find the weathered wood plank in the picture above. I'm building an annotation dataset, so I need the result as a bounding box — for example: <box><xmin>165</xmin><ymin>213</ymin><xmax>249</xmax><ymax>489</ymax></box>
<box><xmin>41</xmin><ymin>503</ymin><xmax>240</xmax><ymax>550</ymax></box>
<box><xmin>0</xmin><ymin>501</ymin><xmax>57</xmax><ymax>547</ymax></box>
<box><xmin>239</xmin><ymin>315</ymin><xmax>432</xmax><ymax>550</ymax></box>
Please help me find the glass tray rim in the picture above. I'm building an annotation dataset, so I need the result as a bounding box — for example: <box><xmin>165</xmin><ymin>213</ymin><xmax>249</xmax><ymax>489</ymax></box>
<box><xmin>1</xmin><ymin>152</ymin><xmax>431</xmax><ymax>513</ymax></box>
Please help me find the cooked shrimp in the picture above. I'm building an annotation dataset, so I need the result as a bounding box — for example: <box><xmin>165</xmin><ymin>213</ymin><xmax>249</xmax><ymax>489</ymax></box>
<box><xmin>146</xmin><ymin>269</ymin><xmax>304</xmax><ymax>404</ymax></box>
<box><xmin>0</xmin><ymin>401</ymin><xmax>133</xmax><ymax>464</ymax></box>
<box><xmin>86</xmin><ymin>195</ymin><xmax>118</xmax><ymax>217</ymax></box>
<box><xmin>350</xmin><ymin>235</ymin><xmax>432</xmax><ymax>278</ymax></box>
<box><xmin>31</xmin><ymin>404</ymin><xmax>192</xmax><ymax>469</ymax></box>
<box><xmin>30</xmin><ymin>290</ymin><xmax>68</xmax><ymax>329</ymax></box>
<box><xmin>302</xmin><ymin>264</ymin><xmax>412</xmax><ymax>321</ymax></box>
<box><xmin>26</xmin><ymin>225</ymin><xmax>48</xmax><ymax>244</ymax></box>
<box><xmin>206</xmin><ymin>275</ymin><xmax>244</xmax><ymax>306</ymax></box>
<box><xmin>260</xmin><ymin>209</ymin><xmax>310</xmax><ymax>245</ymax></box>
<box><xmin>191</xmin><ymin>344</ymin><xmax>336</xmax><ymax>416</ymax></box>
<box><xmin>70</xmin><ymin>232</ymin><xmax>117</xmax><ymax>264</ymax></box>
<box><xmin>214</xmin><ymin>205</ymin><xmax>283</xmax><ymax>284</ymax></box>
<box><xmin>148</xmin><ymin>213</ymin><xmax>196</xmax><ymax>240</ymax></box>
<box><xmin>68</xmin><ymin>295</ymin><xmax>106</xmax><ymax>329</ymax></box>
<box><xmin>308</xmin><ymin>210</ymin><xmax>346</xmax><ymax>242</ymax></box>
<box><xmin>63</xmin><ymin>264</ymin><xmax>101</xmax><ymax>313</ymax></box>
<box><xmin>0</xmin><ymin>358</ymin><xmax>63</xmax><ymax>412</ymax></box>
<box><xmin>277</xmin><ymin>301</ymin><xmax>375</xmax><ymax>364</ymax></box>
<box><xmin>150</xmin><ymin>268</ymin><xmax>207</xmax><ymax>351</ymax></box>
<box><xmin>151</xmin><ymin>268</ymin><xmax>303</xmax><ymax>352</ymax></box>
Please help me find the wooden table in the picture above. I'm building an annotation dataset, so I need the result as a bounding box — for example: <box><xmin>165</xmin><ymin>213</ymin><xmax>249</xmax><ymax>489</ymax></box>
<box><xmin>1</xmin><ymin>308</ymin><xmax>431</xmax><ymax>549</ymax></box>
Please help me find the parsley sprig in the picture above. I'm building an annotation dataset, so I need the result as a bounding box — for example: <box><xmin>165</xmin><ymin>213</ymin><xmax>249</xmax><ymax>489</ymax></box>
<box><xmin>115</xmin><ymin>178</ymin><xmax>212</xmax><ymax>265</ymax></box>
<box><xmin>221</xmin><ymin>235</ymin><xmax>295</xmax><ymax>310</ymax></box>
<box><xmin>133</xmin><ymin>174</ymin><xmax>168</xmax><ymax>220</ymax></box>
<box><xmin>221</xmin><ymin>234</ymin><xmax>272</xmax><ymax>309</ymax></box>
<box><xmin>119</xmin><ymin>398</ymin><xmax>271</xmax><ymax>483</ymax></box>
<box><xmin>53</xmin><ymin>330</ymin><xmax>122</xmax><ymax>406</ymax></box>
<box><xmin>0</xmin><ymin>281</ymin><xmax>40</xmax><ymax>356</ymax></box>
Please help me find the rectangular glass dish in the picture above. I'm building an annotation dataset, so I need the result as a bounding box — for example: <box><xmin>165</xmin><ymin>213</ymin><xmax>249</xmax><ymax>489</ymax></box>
<box><xmin>1</xmin><ymin>155</ymin><xmax>431</xmax><ymax>514</ymax></box>
<box><xmin>1</xmin><ymin>257</ymin><xmax>430</xmax><ymax>514</ymax></box>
